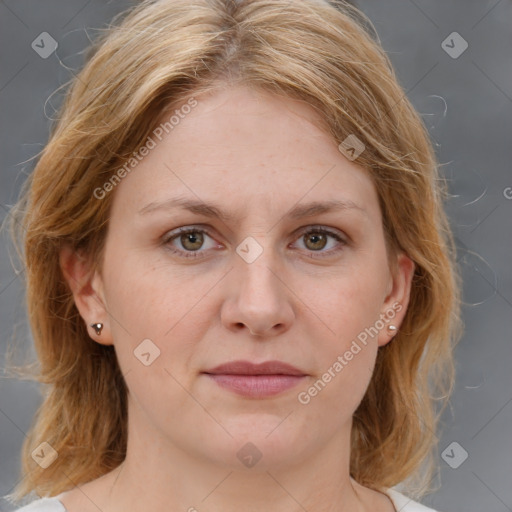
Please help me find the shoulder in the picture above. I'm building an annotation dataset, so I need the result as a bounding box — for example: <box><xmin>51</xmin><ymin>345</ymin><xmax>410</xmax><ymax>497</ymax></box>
<box><xmin>386</xmin><ymin>488</ymin><xmax>443</xmax><ymax>512</ymax></box>
<box><xmin>11</xmin><ymin>497</ymin><xmax>67</xmax><ymax>512</ymax></box>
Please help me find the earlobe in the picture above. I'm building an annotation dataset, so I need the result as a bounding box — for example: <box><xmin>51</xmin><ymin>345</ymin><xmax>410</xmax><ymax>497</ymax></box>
<box><xmin>59</xmin><ymin>245</ymin><xmax>113</xmax><ymax>346</ymax></box>
<box><xmin>386</xmin><ymin>324</ymin><xmax>398</xmax><ymax>337</ymax></box>
<box><xmin>377</xmin><ymin>252</ymin><xmax>415</xmax><ymax>347</ymax></box>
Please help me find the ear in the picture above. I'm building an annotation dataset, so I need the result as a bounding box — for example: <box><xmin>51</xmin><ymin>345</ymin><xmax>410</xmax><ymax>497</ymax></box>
<box><xmin>59</xmin><ymin>245</ymin><xmax>113</xmax><ymax>346</ymax></box>
<box><xmin>377</xmin><ymin>251</ymin><xmax>415</xmax><ymax>347</ymax></box>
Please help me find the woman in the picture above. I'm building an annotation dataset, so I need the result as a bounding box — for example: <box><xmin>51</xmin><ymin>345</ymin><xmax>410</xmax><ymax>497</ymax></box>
<box><xmin>7</xmin><ymin>0</ymin><xmax>461</xmax><ymax>511</ymax></box>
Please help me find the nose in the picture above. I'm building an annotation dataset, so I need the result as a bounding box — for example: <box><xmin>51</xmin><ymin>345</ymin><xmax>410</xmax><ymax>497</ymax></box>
<box><xmin>220</xmin><ymin>241</ymin><xmax>295</xmax><ymax>338</ymax></box>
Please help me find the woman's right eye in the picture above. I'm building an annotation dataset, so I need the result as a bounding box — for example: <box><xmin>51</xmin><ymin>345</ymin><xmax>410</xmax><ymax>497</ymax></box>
<box><xmin>162</xmin><ymin>227</ymin><xmax>218</xmax><ymax>259</ymax></box>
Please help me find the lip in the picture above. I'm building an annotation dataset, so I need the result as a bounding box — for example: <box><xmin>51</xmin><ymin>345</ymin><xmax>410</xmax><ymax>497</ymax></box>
<box><xmin>202</xmin><ymin>360</ymin><xmax>307</xmax><ymax>398</ymax></box>
<box><xmin>205</xmin><ymin>360</ymin><xmax>306</xmax><ymax>376</ymax></box>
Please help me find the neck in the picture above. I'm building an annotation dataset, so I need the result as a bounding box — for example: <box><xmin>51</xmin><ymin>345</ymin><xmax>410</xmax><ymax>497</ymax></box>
<box><xmin>107</xmin><ymin>455</ymin><xmax>366</xmax><ymax>512</ymax></box>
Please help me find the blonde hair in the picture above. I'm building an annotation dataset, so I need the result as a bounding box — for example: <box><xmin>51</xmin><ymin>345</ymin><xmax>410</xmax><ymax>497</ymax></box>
<box><xmin>8</xmin><ymin>0</ymin><xmax>461</xmax><ymax>501</ymax></box>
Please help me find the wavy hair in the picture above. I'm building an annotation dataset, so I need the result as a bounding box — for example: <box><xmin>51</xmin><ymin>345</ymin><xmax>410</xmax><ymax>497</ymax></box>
<box><xmin>7</xmin><ymin>0</ymin><xmax>461</xmax><ymax>501</ymax></box>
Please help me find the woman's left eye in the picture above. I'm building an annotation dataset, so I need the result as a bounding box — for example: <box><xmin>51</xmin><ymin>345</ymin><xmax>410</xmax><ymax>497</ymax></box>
<box><xmin>162</xmin><ymin>226</ymin><xmax>347</xmax><ymax>259</ymax></box>
<box><xmin>293</xmin><ymin>227</ymin><xmax>347</xmax><ymax>256</ymax></box>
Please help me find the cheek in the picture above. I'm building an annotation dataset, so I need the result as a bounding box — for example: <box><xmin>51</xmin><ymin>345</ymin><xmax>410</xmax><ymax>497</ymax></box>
<box><xmin>103</xmin><ymin>247</ymin><xmax>211</xmax><ymax>337</ymax></box>
<box><xmin>295</xmin><ymin>265</ymin><xmax>388</xmax><ymax>412</ymax></box>
<box><xmin>102</xmin><ymin>251</ymin><xmax>220</xmax><ymax>394</ymax></box>
<box><xmin>102</xmin><ymin>258</ymin><xmax>206</xmax><ymax>426</ymax></box>
<box><xmin>305</xmin><ymin>262</ymin><xmax>389</xmax><ymax>342</ymax></box>
<box><xmin>297</xmin><ymin>303</ymin><xmax>379</xmax><ymax>423</ymax></box>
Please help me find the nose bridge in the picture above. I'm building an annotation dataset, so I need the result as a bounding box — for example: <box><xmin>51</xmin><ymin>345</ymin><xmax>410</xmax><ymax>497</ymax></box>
<box><xmin>235</xmin><ymin>233</ymin><xmax>281</xmax><ymax>301</ymax></box>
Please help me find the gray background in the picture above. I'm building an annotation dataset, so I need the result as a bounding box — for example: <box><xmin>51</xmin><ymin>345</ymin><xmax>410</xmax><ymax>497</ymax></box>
<box><xmin>1</xmin><ymin>1</ymin><xmax>511</xmax><ymax>511</ymax></box>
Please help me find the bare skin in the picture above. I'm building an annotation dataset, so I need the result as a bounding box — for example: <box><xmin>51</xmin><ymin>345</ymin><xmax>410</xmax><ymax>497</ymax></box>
<box><xmin>60</xmin><ymin>85</ymin><xmax>413</xmax><ymax>512</ymax></box>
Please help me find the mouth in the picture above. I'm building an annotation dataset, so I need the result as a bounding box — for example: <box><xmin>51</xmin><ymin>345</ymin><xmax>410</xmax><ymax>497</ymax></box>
<box><xmin>202</xmin><ymin>360</ymin><xmax>307</xmax><ymax>398</ymax></box>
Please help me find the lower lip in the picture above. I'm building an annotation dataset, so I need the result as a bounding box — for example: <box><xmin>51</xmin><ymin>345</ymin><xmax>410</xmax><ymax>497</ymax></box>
<box><xmin>204</xmin><ymin>374</ymin><xmax>306</xmax><ymax>398</ymax></box>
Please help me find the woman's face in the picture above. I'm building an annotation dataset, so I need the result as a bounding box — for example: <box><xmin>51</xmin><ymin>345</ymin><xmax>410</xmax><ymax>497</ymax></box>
<box><xmin>73</xmin><ymin>85</ymin><xmax>413</xmax><ymax>472</ymax></box>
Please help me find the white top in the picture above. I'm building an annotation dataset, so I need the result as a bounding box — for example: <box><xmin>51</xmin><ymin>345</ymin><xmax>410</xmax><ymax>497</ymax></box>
<box><xmin>11</xmin><ymin>488</ymin><xmax>442</xmax><ymax>511</ymax></box>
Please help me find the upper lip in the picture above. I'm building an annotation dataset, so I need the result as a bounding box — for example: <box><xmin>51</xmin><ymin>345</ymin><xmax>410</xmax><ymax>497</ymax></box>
<box><xmin>203</xmin><ymin>360</ymin><xmax>306</xmax><ymax>376</ymax></box>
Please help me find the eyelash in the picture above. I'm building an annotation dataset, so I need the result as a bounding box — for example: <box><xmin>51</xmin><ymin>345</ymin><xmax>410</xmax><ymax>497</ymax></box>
<box><xmin>162</xmin><ymin>225</ymin><xmax>347</xmax><ymax>260</ymax></box>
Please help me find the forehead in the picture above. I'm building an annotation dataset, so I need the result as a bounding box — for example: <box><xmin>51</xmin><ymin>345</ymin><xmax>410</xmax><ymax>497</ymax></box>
<box><xmin>109</xmin><ymin>85</ymin><xmax>380</xmax><ymax>223</ymax></box>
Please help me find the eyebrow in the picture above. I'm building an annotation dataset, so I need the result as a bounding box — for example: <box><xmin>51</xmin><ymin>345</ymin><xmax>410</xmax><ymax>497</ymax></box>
<box><xmin>137</xmin><ymin>196</ymin><xmax>367</xmax><ymax>222</ymax></box>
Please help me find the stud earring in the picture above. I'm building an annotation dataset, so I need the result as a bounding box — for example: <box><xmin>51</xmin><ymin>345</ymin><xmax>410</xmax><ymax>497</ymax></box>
<box><xmin>387</xmin><ymin>324</ymin><xmax>398</xmax><ymax>335</ymax></box>
<box><xmin>90</xmin><ymin>323</ymin><xmax>103</xmax><ymax>335</ymax></box>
